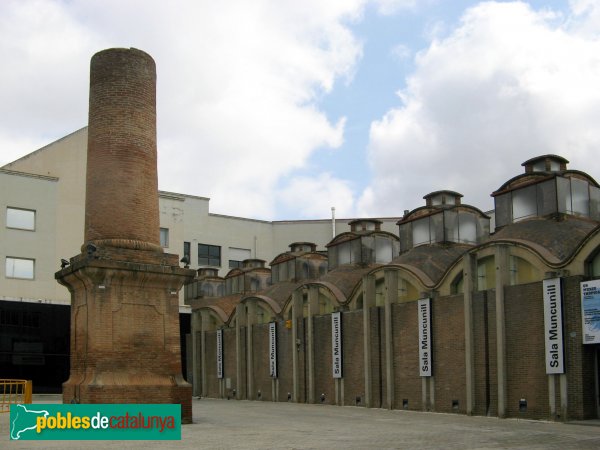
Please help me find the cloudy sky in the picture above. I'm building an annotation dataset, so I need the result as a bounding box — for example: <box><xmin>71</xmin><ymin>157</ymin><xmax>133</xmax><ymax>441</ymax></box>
<box><xmin>1</xmin><ymin>0</ymin><xmax>600</xmax><ymax>220</ymax></box>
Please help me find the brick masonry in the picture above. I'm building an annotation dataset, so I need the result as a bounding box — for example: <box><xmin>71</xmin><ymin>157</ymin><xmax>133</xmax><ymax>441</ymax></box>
<box><xmin>197</xmin><ymin>275</ymin><xmax>598</xmax><ymax>421</ymax></box>
<box><xmin>56</xmin><ymin>48</ymin><xmax>195</xmax><ymax>423</ymax></box>
<box><xmin>85</xmin><ymin>48</ymin><xmax>159</xmax><ymax>248</ymax></box>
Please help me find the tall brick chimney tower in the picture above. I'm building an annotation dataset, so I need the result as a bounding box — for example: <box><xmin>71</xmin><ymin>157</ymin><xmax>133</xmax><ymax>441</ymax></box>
<box><xmin>56</xmin><ymin>48</ymin><xmax>195</xmax><ymax>423</ymax></box>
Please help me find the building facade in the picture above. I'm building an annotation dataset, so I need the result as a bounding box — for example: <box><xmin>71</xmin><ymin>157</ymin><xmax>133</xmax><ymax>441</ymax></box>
<box><xmin>189</xmin><ymin>155</ymin><xmax>600</xmax><ymax>421</ymax></box>
<box><xmin>0</xmin><ymin>128</ymin><xmax>398</xmax><ymax>391</ymax></box>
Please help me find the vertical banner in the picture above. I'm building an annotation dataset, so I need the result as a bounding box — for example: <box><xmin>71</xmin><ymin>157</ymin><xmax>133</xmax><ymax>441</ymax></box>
<box><xmin>543</xmin><ymin>278</ymin><xmax>564</xmax><ymax>374</ymax></box>
<box><xmin>216</xmin><ymin>329</ymin><xmax>223</xmax><ymax>379</ymax></box>
<box><xmin>418</xmin><ymin>298</ymin><xmax>432</xmax><ymax>377</ymax></box>
<box><xmin>581</xmin><ymin>279</ymin><xmax>600</xmax><ymax>344</ymax></box>
<box><xmin>331</xmin><ymin>311</ymin><xmax>343</xmax><ymax>378</ymax></box>
<box><xmin>269</xmin><ymin>322</ymin><xmax>277</xmax><ymax>378</ymax></box>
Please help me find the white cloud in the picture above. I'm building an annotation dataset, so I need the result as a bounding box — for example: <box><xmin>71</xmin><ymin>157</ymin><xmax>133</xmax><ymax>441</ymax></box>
<box><xmin>0</xmin><ymin>1</ymin><xmax>97</xmax><ymax>149</ymax></box>
<box><xmin>277</xmin><ymin>173</ymin><xmax>356</xmax><ymax>218</ymax></box>
<box><xmin>390</xmin><ymin>43</ymin><xmax>412</xmax><ymax>62</ymax></box>
<box><xmin>567</xmin><ymin>0</ymin><xmax>600</xmax><ymax>37</ymax></box>
<box><xmin>0</xmin><ymin>0</ymin><xmax>368</xmax><ymax>219</ymax></box>
<box><xmin>373</xmin><ymin>0</ymin><xmax>417</xmax><ymax>16</ymax></box>
<box><xmin>360</xmin><ymin>1</ymin><xmax>600</xmax><ymax>216</ymax></box>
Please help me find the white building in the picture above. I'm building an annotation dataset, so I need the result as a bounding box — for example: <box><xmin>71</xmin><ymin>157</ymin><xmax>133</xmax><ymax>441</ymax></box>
<box><xmin>0</xmin><ymin>128</ymin><xmax>400</xmax><ymax>391</ymax></box>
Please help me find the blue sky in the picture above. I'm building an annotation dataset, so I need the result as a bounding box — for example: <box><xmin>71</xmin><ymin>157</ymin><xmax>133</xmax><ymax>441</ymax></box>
<box><xmin>1</xmin><ymin>1</ymin><xmax>598</xmax><ymax>220</ymax></box>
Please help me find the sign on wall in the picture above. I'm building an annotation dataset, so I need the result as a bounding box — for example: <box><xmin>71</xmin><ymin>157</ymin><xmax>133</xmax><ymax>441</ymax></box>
<box><xmin>543</xmin><ymin>278</ymin><xmax>564</xmax><ymax>374</ymax></box>
<box><xmin>581</xmin><ymin>279</ymin><xmax>600</xmax><ymax>344</ymax></box>
<box><xmin>418</xmin><ymin>298</ymin><xmax>432</xmax><ymax>377</ymax></box>
<box><xmin>216</xmin><ymin>329</ymin><xmax>223</xmax><ymax>379</ymax></box>
<box><xmin>269</xmin><ymin>322</ymin><xmax>277</xmax><ymax>378</ymax></box>
<box><xmin>331</xmin><ymin>311</ymin><xmax>343</xmax><ymax>378</ymax></box>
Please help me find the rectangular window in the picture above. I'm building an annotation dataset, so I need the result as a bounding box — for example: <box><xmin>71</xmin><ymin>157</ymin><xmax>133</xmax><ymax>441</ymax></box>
<box><xmin>228</xmin><ymin>247</ymin><xmax>250</xmax><ymax>269</ymax></box>
<box><xmin>412</xmin><ymin>218</ymin><xmax>431</xmax><ymax>246</ymax></box>
<box><xmin>160</xmin><ymin>228</ymin><xmax>169</xmax><ymax>248</ymax></box>
<box><xmin>198</xmin><ymin>244</ymin><xmax>221</xmax><ymax>267</ymax></box>
<box><xmin>183</xmin><ymin>241</ymin><xmax>191</xmax><ymax>261</ymax></box>
<box><xmin>6</xmin><ymin>208</ymin><xmax>35</xmax><ymax>231</ymax></box>
<box><xmin>512</xmin><ymin>185</ymin><xmax>537</xmax><ymax>221</ymax></box>
<box><xmin>571</xmin><ymin>178</ymin><xmax>590</xmax><ymax>216</ymax></box>
<box><xmin>0</xmin><ymin>309</ymin><xmax>20</xmax><ymax>326</ymax></box>
<box><xmin>6</xmin><ymin>257</ymin><xmax>35</xmax><ymax>280</ymax></box>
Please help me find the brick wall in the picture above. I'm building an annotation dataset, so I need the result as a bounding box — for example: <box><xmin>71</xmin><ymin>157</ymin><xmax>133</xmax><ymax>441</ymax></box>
<box><xmin>223</xmin><ymin>328</ymin><xmax>236</xmax><ymax>398</ymax></box>
<box><xmin>563</xmin><ymin>276</ymin><xmax>597</xmax><ymax>420</ymax></box>
<box><xmin>393</xmin><ymin>302</ymin><xmax>422</xmax><ymax>411</ymax></box>
<box><xmin>253</xmin><ymin>323</ymin><xmax>271</xmax><ymax>401</ymax></box>
<box><xmin>342</xmin><ymin>310</ymin><xmax>364</xmax><ymax>406</ymax></box>
<box><xmin>432</xmin><ymin>294</ymin><xmax>466</xmax><ymax>413</ymax></box>
<box><xmin>472</xmin><ymin>290</ymin><xmax>496</xmax><ymax>416</ymax></box>
<box><xmin>276</xmin><ymin>320</ymin><xmax>294</xmax><ymax>402</ymax></box>
<box><xmin>204</xmin><ymin>331</ymin><xmax>219</xmax><ymax>398</ymax></box>
<box><xmin>314</xmin><ymin>315</ymin><xmax>334</xmax><ymax>404</ymax></box>
<box><xmin>197</xmin><ymin>277</ymin><xmax>599</xmax><ymax>421</ymax></box>
<box><xmin>504</xmin><ymin>282</ymin><xmax>548</xmax><ymax>418</ymax></box>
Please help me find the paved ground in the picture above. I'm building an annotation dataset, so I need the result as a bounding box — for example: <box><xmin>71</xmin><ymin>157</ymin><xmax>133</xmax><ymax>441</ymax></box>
<box><xmin>3</xmin><ymin>395</ymin><xmax>600</xmax><ymax>449</ymax></box>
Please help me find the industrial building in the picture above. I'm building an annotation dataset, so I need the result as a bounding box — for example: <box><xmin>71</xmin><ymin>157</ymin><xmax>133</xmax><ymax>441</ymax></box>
<box><xmin>0</xmin><ymin>128</ymin><xmax>398</xmax><ymax>391</ymax></box>
<box><xmin>187</xmin><ymin>154</ymin><xmax>600</xmax><ymax>421</ymax></box>
<box><xmin>3</xmin><ymin>124</ymin><xmax>600</xmax><ymax>421</ymax></box>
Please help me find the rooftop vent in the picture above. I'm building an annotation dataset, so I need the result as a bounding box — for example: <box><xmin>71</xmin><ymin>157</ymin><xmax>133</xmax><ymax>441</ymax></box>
<box><xmin>522</xmin><ymin>155</ymin><xmax>568</xmax><ymax>173</ymax></box>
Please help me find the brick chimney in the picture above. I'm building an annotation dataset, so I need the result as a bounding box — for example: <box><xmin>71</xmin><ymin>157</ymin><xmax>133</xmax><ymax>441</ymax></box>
<box><xmin>56</xmin><ymin>48</ymin><xmax>195</xmax><ymax>423</ymax></box>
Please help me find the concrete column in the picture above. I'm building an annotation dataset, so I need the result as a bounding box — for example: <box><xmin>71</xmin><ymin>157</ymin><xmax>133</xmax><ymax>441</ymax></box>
<box><xmin>383</xmin><ymin>269</ymin><xmax>397</xmax><ymax>410</ymax></box>
<box><xmin>191</xmin><ymin>311</ymin><xmax>202</xmax><ymax>397</ymax></box>
<box><xmin>429</xmin><ymin>376</ymin><xmax>435</xmax><ymax>411</ymax></box>
<box><xmin>560</xmin><ymin>374</ymin><xmax>568</xmax><ymax>420</ymax></box>
<box><xmin>307</xmin><ymin>285</ymin><xmax>319</xmax><ymax>404</ymax></box>
<box><xmin>362</xmin><ymin>274</ymin><xmax>376</xmax><ymax>407</ymax></box>
<box><xmin>200</xmin><ymin>311</ymin><xmax>211</xmax><ymax>397</ymax></box>
<box><xmin>335</xmin><ymin>378</ymin><xmax>344</xmax><ymax>406</ymax></box>
<box><xmin>462</xmin><ymin>253</ymin><xmax>477</xmax><ymax>415</ymax></box>
<box><xmin>291</xmin><ymin>290</ymin><xmax>303</xmax><ymax>402</ymax></box>
<box><xmin>548</xmin><ymin>374</ymin><xmax>556</xmax><ymax>419</ymax></box>
<box><xmin>246</xmin><ymin>300</ymin><xmax>257</xmax><ymax>399</ymax></box>
<box><xmin>235</xmin><ymin>303</ymin><xmax>246</xmax><ymax>399</ymax></box>
<box><xmin>420</xmin><ymin>291</ymin><xmax>436</xmax><ymax>412</ymax></box>
<box><xmin>495</xmin><ymin>245</ymin><xmax>510</xmax><ymax>417</ymax></box>
<box><xmin>422</xmin><ymin>378</ymin><xmax>428</xmax><ymax>411</ymax></box>
<box><xmin>272</xmin><ymin>378</ymin><xmax>279</xmax><ymax>402</ymax></box>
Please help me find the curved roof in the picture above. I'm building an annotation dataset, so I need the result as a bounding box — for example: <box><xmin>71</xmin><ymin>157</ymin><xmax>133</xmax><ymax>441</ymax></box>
<box><xmin>319</xmin><ymin>264</ymin><xmax>379</xmax><ymax>299</ymax></box>
<box><xmin>397</xmin><ymin>204</ymin><xmax>489</xmax><ymax>224</ymax></box>
<box><xmin>269</xmin><ymin>251</ymin><xmax>327</xmax><ymax>266</ymax></box>
<box><xmin>390</xmin><ymin>243</ymin><xmax>472</xmax><ymax>286</ymax></box>
<box><xmin>249</xmin><ymin>281</ymin><xmax>301</xmax><ymax>309</ymax></box>
<box><xmin>488</xmin><ymin>216</ymin><xmax>599</xmax><ymax>265</ymax></box>
<box><xmin>326</xmin><ymin>230</ymin><xmax>399</xmax><ymax>247</ymax></box>
<box><xmin>493</xmin><ymin>170</ymin><xmax>600</xmax><ymax>197</ymax></box>
<box><xmin>191</xmin><ymin>294</ymin><xmax>242</xmax><ymax>320</ymax></box>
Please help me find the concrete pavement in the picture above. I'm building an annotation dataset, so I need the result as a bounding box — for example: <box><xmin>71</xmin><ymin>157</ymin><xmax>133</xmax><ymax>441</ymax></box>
<box><xmin>3</xmin><ymin>395</ymin><xmax>600</xmax><ymax>449</ymax></box>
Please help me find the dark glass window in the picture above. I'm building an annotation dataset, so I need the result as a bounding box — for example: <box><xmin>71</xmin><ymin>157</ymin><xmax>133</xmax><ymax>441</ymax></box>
<box><xmin>183</xmin><ymin>242</ymin><xmax>191</xmax><ymax>260</ymax></box>
<box><xmin>198</xmin><ymin>244</ymin><xmax>221</xmax><ymax>267</ymax></box>
<box><xmin>229</xmin><ymin>260</ymin><xmax>243</xmax><ymax>269</ymax></box>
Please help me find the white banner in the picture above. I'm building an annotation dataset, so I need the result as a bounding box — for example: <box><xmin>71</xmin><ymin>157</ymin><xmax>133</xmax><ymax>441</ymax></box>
<box><xmin>216</xmin><ymin>329</ymin><xmax>223</xmax><ymax>379</ymax></box>
<box><xmin>543</xmin><ymin>278</ymin><xmax>564</xmax><ymax>374</ymax></box>
<box><xmin>269</xmin><ymin>322</ymin><xmax>277</xmax><ymax>378</ymax></box>
<box><xmin>418</xmin><ymin>298</ymin><xmax>432</xmax><ymax>377</ymax></box>
<box><xmin>331</xmin><ymin>311</ymin><xmax>343</xmax><ymax>378</ymax></box>
<box><xmin>581</xmin><ymin>279</ymin><xmax>600</xmax><ymax>344</ymax></box>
